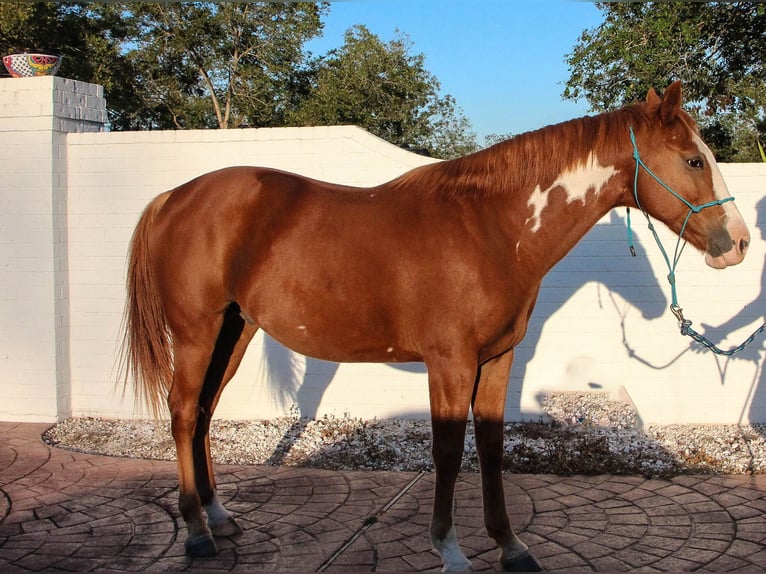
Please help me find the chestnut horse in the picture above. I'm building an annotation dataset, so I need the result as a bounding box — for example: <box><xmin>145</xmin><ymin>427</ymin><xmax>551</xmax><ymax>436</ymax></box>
<box><xmin>120</xmin><ymin>82</ymin><xmax>749</xmax><ymax>571</ymax></box>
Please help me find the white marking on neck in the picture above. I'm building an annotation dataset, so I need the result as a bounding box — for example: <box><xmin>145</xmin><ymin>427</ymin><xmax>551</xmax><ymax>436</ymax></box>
<box><xmin>526</xmin><ymin>152</ymin><xmax>617</xmax><ymax>233</ymax></box>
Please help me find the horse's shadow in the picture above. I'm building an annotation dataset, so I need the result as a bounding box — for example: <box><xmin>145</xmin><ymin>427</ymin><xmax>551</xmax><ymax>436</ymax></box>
<box><xmin>686</xmin><ymin>196</ymin><xmax>766</xmax><ymax>425</ymax></box>
<box><xmin>261</xmin><ymin>211</ymin><xmax>667</xmax><ymax>463</ymax></box>
<box><xmin>513</xmin><ymin>210</ymin><xmax>666</xmax><ymax>417</ymax></box>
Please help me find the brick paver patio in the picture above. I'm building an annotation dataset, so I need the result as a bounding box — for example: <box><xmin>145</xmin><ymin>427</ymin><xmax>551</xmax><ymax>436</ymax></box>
<box><xmin>1</xmin><ymin>421</ymin><xmax>765</xmax><ymax>571</ymax></box>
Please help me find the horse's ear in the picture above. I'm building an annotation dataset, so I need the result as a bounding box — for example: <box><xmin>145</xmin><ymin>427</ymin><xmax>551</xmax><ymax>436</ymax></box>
<box><xmin>658</xmin><ymin>81</ymin><xmax>683</xmax><ymax>125</ymax></box>
<box><xmin>646</xmin><ymin>87</ymin><xmax>661</xmax><ymax>108</ymax></box>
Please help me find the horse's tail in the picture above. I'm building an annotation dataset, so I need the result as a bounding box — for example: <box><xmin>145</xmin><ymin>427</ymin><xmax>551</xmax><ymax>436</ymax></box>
<box><xmin>118</xmin><ymin>191</ymin><xmax>173</xmax><ymax>419</ymax></box>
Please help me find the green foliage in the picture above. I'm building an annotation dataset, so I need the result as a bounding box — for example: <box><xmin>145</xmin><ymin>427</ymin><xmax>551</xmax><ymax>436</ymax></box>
<box><xmin>124</xmin><ymin>2</ymin><xmax>327</xmax><ymax>130</ymax></box>
<box><xmin>564</xmin><ymin>2</ymin><xmax>766</xmax><ymax>161</ymax></box>
<box><xmin>483</xmin><ymin>133</ymin><xmax>515</xmax><ymax>148</ymax></box>
<box><xmin>0</xmin><ymin>3</ymin><xmax>477</xmax><ymax>158</ymax></box>
<box><xmin>288</xmin><ymin>25</ymin><xmax>477</xmax><ymax>158</ymax></box>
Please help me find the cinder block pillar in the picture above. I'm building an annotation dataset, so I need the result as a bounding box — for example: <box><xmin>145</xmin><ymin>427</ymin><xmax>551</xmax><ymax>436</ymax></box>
<box><xmin>0</xmin><ymin>76</ymin><xmax>106</xmax><ymax>421</ymax></box>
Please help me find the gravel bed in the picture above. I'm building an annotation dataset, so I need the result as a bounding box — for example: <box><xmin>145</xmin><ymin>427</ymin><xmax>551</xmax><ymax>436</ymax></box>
<box><xmin>43</xmin><ymin>393</ymin><xmax>766</xmax><ymax>478</ymax></box>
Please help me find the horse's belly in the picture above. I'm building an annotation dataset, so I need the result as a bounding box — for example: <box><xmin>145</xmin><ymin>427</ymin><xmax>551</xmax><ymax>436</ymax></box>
<box><xmin>258</xmin><ymin>316</ymin><xmax>422</xmax><ymax>364</ymax></box>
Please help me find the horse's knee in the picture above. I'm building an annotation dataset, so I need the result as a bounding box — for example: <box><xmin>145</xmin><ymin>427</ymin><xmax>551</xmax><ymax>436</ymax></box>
<box><xmin>432</xmin><ymin>418</ymin><xmax>468</xmax><ymax>467</ymax></box>
<box><xmin>169</xmin><ymin>397</ymin><xmax>198</xmax><ymax>438</ymax></box>
<box><xmin>432</xmin><ymin>446</ymin><xmax>463</xmax><ymax>474</ymax></box>
<box><xmin>475</xmin><ymin>415</ymin><xmax>504</xmax><ymax>455</ymax></box>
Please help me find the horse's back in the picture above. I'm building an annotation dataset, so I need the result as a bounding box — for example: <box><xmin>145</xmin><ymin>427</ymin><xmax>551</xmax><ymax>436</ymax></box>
<box><xmin>158</xmin><ymin>165</ymin><xmax>347</xmax><ymax>219</ymax></box>
<box><xmin>150</xmin><ymin>166</ymin><xmax>350</xmax><ymax>263</ymax></box>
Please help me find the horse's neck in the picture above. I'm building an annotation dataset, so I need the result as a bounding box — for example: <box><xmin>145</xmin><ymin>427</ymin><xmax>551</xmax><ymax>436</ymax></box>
<box><xmin>505</xmin><ymin>193</ymin><xmax>618</xmax><ymax>281</ymax></box>
<box><xmin>395</xmin><ymin>112</ymin><xmax>632</xmax><ymax>275</ymax></box>
<box><xmin>491</xmin><ymin>128</ymin><xmax>628</xmax><ymax>277</ymax></box>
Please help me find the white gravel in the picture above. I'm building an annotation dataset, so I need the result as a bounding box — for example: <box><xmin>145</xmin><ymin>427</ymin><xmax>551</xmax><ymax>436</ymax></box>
<box><xmin>43</xmin><ymin>393</ymin><xmax>766</xmax><ymax>477</ymax></box>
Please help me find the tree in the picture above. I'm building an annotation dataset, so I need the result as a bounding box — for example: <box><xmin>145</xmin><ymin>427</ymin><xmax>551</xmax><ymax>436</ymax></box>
<box><xmin>483</xmin><ymin>133</ymin><xmax>515</xmax><ymax>148</ymax></box>
<box><xmin>288</xmin><ymin>25</ymin><xmax>477</xmax><ymax>159</ymax></box>
<box><xmin>125</xmin><ymin>2</ymin><xmax>327</xmax><ymax>130</ymax></box>
<box><xmin>1</xmin><ymin>4</ymin><xmax>476</xmax><ymax>157</ymax></box>
<box><xmin>563</xmin><ymin>2</ymin><xmax>766</xmax><ymax>161</ymax></box>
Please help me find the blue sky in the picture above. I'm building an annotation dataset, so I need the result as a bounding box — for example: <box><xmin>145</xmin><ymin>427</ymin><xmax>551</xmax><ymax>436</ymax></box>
<box><xmin>307</xmin><ymin>1</ymin><xmax>604</xmax><ymax>143</ymax></box>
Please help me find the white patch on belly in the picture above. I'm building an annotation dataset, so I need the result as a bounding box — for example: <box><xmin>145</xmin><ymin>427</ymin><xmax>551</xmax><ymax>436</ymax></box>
<box><xmin>526</xmin><ymin>153</ymin><xmax>617</xmax><ymax>232</ymax></box>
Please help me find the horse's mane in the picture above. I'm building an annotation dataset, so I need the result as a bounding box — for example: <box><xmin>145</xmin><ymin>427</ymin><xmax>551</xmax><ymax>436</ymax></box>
<box><xmin>389</xmin><ymin>102</ymin><xmax>657</xmax><ymax>199</ymax></box>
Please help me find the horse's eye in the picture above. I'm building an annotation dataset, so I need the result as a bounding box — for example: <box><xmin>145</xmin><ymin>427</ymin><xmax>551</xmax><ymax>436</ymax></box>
<box><xmin>687</xmin><ymin>157</ymin><xmax>704</xmax><ymax>169</ymax></box>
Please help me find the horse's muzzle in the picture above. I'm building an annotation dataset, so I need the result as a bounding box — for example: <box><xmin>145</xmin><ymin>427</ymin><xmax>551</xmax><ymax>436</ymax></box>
<box><xmin>705</xmin><ymin>224</ymin><xmax>750</xmax><ymax>269</ymax></box>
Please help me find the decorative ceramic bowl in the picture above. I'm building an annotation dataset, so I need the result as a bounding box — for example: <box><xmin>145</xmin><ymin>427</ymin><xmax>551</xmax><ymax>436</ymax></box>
<box><xmin>2</xmin><ymin>53</ymin><xmax>62</xmax><ymax>78</ymax></box>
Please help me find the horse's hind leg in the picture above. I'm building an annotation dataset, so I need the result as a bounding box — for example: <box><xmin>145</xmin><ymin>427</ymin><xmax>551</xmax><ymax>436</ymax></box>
<box><xmin>168</xmin><ymin>324</ymin><xmax>223</xmax><ymax>557</ymax></box>
<box><xmin>168</xmin><ymin>302</ymin><xmax>255</xmax><ymax>557</ymax></box>
<box><xmin>427</xmin><ymin>356</ymin><xmax>477</xmax><ymax>572</ymax></box>
<box><xmin>196</xmin><ymin>304</ymin><xmax>257</xmax><ymax>538</ymax></box>
<box><xmin>472</xmin><ymin>350</ymin><xmax>541</xmax><ymax>572</ymax></box>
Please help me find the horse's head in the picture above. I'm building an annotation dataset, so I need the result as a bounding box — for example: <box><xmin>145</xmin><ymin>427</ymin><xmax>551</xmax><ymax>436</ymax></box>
<box><xmin>628</xmin><ymin>81</ymin><xmax>750</xmax><ymax>269</ymax></box>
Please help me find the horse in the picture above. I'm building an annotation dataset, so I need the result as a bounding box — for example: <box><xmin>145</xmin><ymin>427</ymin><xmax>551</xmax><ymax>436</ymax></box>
<box><xmin>120</xmin><ymin>81</ymin><xmax>749</xmax><ymax>572</ymax></box>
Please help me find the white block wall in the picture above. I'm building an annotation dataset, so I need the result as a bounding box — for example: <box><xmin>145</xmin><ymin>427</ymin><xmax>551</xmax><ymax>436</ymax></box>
<box><xmin>0</xmin><ymin>77</ymin><xmax>106</xmax><ymax>422</ymax></box>
<box><xmin>2</xmin><ymin>77</ymin><xmax>766</xmax><ymax>425</ymax></box>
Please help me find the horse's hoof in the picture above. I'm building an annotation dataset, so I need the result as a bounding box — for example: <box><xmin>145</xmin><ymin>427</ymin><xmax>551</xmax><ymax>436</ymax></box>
<box><xmin>440</xmin><ymin>561</ymin><xmax>473</xmax><ymax>572</ymax></box>
<box><xmin>185</xmin><ymin>532</ymin><xmax>218</xmax><ymax>557</ymax></box>
<box><xmin>439</xmin><ymin>555</ymin><xmax>473</xmax><ymax>572</ymax></box>
<box><xmin>501</xmin><ymin>551</ymin><xmax>542</xmax><ymax>572</ymax></box>
<box><xmin>209</xmin><ymin>515</ymin><xmax>243</xmax><ymax>537</ymax></box>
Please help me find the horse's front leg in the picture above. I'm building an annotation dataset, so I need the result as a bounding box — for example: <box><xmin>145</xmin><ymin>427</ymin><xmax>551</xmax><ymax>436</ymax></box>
<box><xmin>473</xmin><ymin>350</ymin><xmax>541</xmax><ymax>572</ymax></box>
<box><xmin>427</xmin><ymin>357</ymin><xmax>477</xmax><ymax>572</ymax></box>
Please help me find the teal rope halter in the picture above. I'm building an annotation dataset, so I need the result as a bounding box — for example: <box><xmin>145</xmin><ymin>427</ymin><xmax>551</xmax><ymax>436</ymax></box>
<box><xmin>627</xmin><ymin>126</ymin><xmax>765</xmax><ymax>356</ymax></box>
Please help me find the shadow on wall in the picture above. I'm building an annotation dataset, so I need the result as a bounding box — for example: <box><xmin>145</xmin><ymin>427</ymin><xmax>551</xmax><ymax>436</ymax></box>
<box><xmin>683</xmin><ymin>196</ymin><xmax>766</xmax><ymax>425</ymax></box>
<box><xmin>258</xmin><ymin>210</ymin><xmax>677</xmax><ymax>463</ymax></box>
<box><xmin>513</xmin><ymin>210</ymin><xmax>667</xmax><ymax>416</ymax></box>
<box><xmin>609</xmin><ymin>196</ymin><xmax>766</xmax><ymax>426</ymax></box>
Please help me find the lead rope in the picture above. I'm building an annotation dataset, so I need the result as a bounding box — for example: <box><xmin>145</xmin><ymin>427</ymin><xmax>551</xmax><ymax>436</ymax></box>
<box><xmin>627</xmin><ymin>126</ymin><xmax>766</xmax><ymax>356</ymax></box>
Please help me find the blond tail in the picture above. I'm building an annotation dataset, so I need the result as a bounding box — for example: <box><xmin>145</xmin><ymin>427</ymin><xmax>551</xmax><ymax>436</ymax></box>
<box><xmin>118</xmin><ymin>191</ymin><xmax>173</xmax><ymax>419</ymax></box>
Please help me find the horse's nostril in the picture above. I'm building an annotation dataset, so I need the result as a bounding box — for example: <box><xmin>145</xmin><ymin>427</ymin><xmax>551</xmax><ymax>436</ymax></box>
<box><xmin>740</xmin><ymin>238</ymin><xmax>750</xmax><ymax>253</ymax></box>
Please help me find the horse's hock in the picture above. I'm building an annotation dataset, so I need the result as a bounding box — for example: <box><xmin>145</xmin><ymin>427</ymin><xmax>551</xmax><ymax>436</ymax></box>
<box><xmin>1</xmin><ymin>76</ymin><xmax>766</xmax><ymax>428</ymax></box>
